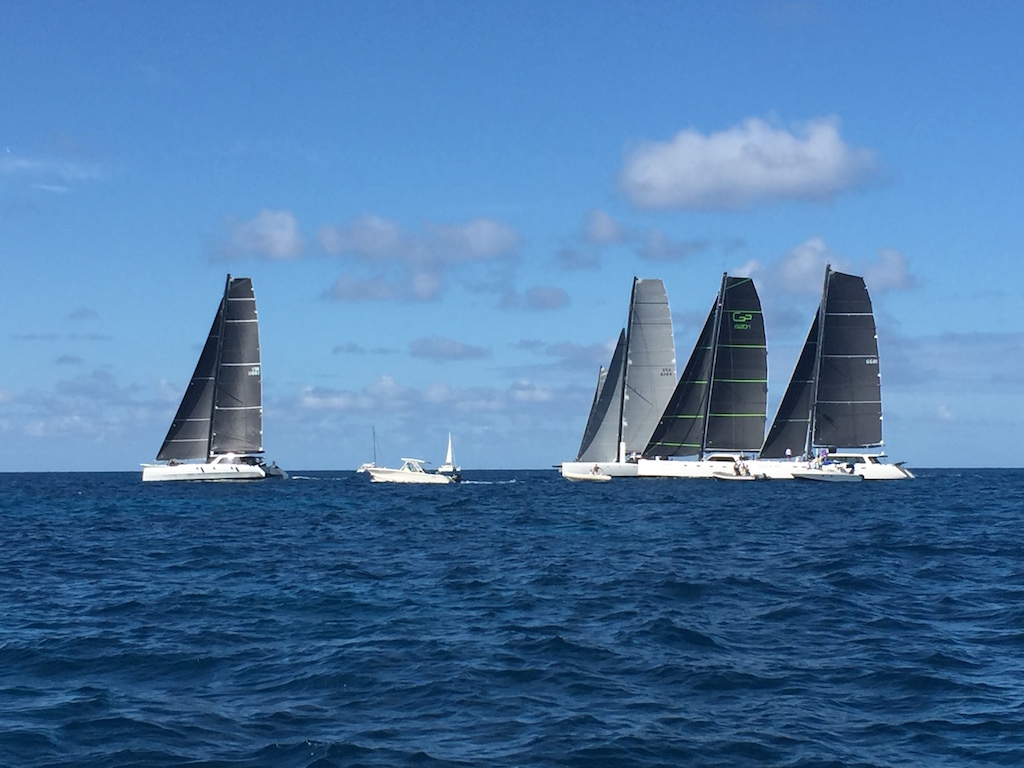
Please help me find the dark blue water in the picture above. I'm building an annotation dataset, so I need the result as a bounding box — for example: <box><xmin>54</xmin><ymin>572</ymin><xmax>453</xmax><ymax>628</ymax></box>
<box><xmin>2</xmin><ymin>470</ymin><xmax>1023</xmax><ymax>767</ymax></box>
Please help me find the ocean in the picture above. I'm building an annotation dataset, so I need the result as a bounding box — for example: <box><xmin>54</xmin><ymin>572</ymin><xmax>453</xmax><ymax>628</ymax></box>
<box><xmin>2</xmin><ymin>469</ymin><xmax>1023</xmax><ymax>767</ymax></box>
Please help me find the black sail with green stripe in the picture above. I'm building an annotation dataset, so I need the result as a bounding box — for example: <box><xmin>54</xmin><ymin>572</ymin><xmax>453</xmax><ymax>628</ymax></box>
<box><xmin>644</xmin><ymin>275</ymin><xmax>767</xmax><ymax>458</ymax></box>
<box><xmin>703</xmin><ymin>276</ymin><xmax>768</xmax><ymax>452</ymax></box>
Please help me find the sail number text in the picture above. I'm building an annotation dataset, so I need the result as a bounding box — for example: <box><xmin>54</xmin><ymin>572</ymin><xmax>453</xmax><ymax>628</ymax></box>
<box><xmin>732</xmin><ymin>311</ymin><xmax>753</xmax><ymax>330</ymax></box>
<box><xmin>248</xmin><ymin>366</ymin><xmax>261</xmax><ymax>376</ymax></box>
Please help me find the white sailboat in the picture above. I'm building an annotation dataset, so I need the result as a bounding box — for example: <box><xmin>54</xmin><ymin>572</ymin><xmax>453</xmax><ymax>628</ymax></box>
<box><xmin>749</xmin><ymin>265</ymin><xmax>912</xmax><ymax>481</ymax></box>
<box><xmin>636</xmin><ymin>274</ymin><xmax>769</xmax><ymax>479</ymax></box>
<box><xmin>356</xmin><ymin>426</ymin><xmax>379</xmax><ymax>473</ymax></box>
<box><xmin>142</xmin><ymin>275</ymin><xmax>287</xmax><ymax>482</ymax></box>
<box><xmin>436</xmin><ymin>433</ymin><xmax>462</xmax><ymax>481</ymax></box>
<box><xmin>560</xmin><ymin>277</ymin><xmax>677</xmax><ymax>479</ymax></box>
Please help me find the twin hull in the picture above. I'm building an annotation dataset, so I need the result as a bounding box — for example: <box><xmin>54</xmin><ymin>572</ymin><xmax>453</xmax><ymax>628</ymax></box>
<box><xmin>562</xmin><ymin>455</ymin><xmax>913</xmax><ymax>481</ymax></box>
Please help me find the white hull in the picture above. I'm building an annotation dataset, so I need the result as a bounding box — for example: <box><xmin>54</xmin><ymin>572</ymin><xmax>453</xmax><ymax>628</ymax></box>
<box><xmin>748</xmin><ymin>454</ymin><xmax>914</xmax><ymax>481</ymax></box>
<box><xmin>142</xmin><ymin>460</ymin><xmax>266</xmax><ymax>482</ymax></box>
<box><xmin>563</xmin><ymin>470</ymin><xmax>612</xmax><ymax>483</ymax></box>
<box><xmin>366</xmin><ymin>459</ymin><xmax>452</xmax><ymax>485</ymax></box>
<box><xmin>792</xmin><ymin>468</ymin><xmax>864</xmax><ymax>482</ymax></box>
<box><xmin>636</xmin><ymin>454</ymin><xmax>762</xmax><ymax>479</ymax></box>
<box><xmin>560</xmin><ymin>461</ymin><xmax>639</xmax><ymax>479</ymax></box>
<box><xmin>631</xmin><ymin>453</ymin><xmax>913</xmax><ymax>481</ymax></box>
<box><xmin>712</xmin><ymin>471</ymin><xmax>761</xmax><ymax>481</ymax></box>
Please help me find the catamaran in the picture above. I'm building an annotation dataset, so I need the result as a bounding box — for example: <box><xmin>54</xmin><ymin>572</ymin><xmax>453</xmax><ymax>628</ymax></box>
<box><xmin>366</xmin><ymin>458</ymin><xmax>453</xmax><ymax>484</ymax></box>
<box><xmin>636</xmin><ymin>274</ymin><xmax>769</xmax><ymax>479</ymax></box>
<box><xmin>749</xmin><ymin>265</ymin><xmax>913</xmax><ymax>480</ymax></box>
<box><xmin>560</xmin><ymin>277</ymin><xmax>677</xmax><ymax>479</ymax></box>
<box><xmin>141</xmin><ymin>275</ymin><xmax>286</xmax><ymax>482</ymax></box>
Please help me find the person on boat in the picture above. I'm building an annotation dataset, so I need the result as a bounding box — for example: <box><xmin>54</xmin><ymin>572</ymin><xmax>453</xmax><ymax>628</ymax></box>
<box><xmin>785</xmin><ymin>448</ymin><xmax>792</xmax><ymax>461</ymax></box>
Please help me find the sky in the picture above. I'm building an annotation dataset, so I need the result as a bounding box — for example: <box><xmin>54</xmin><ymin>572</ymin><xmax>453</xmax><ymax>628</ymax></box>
<box><xmin>2</xmin><ymin>0</ymin><xmax>1023</xmax><ymax>471</ymax></box>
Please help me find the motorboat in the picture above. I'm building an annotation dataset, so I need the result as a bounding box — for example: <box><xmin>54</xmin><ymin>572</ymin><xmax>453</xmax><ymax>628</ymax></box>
<box><xmin>366</xmin><ymin>458</ymin><xmax>453</xmax><ymax>485</ymax></box>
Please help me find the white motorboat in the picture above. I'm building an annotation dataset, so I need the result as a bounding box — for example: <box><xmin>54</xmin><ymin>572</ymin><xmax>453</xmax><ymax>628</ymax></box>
<box><xmin>142</xmin><ymin>275</ymin><xmax>287</xmax><ymax>482</ymax></box>
<box><xmin>792</xmin><ymin>464</ymin><xmax>864</xmax><ymax>482</ymax></box>
<box><xmin>367</xmin><ymin>458</ymin><xmax>453</xmax><ymax>485</ymax></box>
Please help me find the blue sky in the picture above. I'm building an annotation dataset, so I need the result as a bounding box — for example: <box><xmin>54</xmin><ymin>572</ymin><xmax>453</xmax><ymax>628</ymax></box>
<box><xmin>3</xmin><ymin>0</ymin><xmax>1022</xmax><ymax>471</ymax></box>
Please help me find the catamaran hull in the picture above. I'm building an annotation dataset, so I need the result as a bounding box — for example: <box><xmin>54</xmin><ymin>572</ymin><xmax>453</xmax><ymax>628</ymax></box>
<box><xmin>747</xmin><ymin>458</ymin><xmax>914</xmax><ymax>481</ymax></box>
<box><xmin>619</xmin><ymin>456</ymin><xmax>913</xmax><ymax>481</ymax></box>
<box><xmin>141</xmin><ymin>462</ymin><xmax>267</xmax><ymax>482</ymax></box>
<box><xmin>792</xmin><ymin>469</ymin><xmax>863</xmax><ymax>482</ymax></box>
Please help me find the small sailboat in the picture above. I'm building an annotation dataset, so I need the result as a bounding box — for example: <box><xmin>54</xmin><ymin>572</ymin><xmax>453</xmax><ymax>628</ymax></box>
<box><xmin>436</xmin><ymin>433</ymin><xmax>462</xmax><ymax>482</ymax></box>
<box><xmin>141</xmin><ymin>275</ymin><xmax>287</xmax><ymax>482</ymax></box>
<box><xmin>366</xmin><ymin>458</ymin><xmax>453</xmax><ymax>485</ymax></box>
<box><xmin>356</xmin><ymin>427</ymin><xmax>379</xmax><ymax>473</ymax></box>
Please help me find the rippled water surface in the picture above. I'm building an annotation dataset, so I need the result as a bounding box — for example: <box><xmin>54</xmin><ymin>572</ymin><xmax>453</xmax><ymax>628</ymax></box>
<box><xmin>2</xmin><ymin>469</ymin><xmax>1023</xmax><ymax>767</ymax></box>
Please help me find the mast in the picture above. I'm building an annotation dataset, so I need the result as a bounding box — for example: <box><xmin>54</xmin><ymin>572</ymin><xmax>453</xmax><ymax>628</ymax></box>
<box><xmin>805</xmin><ymin>265</ymin><xmax>831</xmax><ymax>457</ymax></box>
<box><xmin>698</xmin><ymin>273</ymin><xmax>728</xmax><ymax>459</ymax></box>
<box><xmin>206</xmin><ymin>274</ymin><xmax>232</xmax><ymax>459</ymax></box>
<box><xmin>616</xmin><ymin>277</ymin><xmax>639</xmax><ymax>463</ymax></box>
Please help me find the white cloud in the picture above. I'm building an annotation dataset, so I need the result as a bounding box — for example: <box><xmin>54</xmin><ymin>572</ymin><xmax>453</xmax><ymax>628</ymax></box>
<box><xmin>328</xmin><ymin>275</ymin><xmax>414</xmax><ymax>302</ymax></box>
<box><xmin>558</xmin><ymin>247</ymin><xmax>601</xmax><ymax>271</ymax></box>
<box><xmin>500</xmin><ymin>285</ymin><xmax>570</xmax><ymax>311</ymax></box>
<box><xmin>427</xmin><ymin>219</ymin><xmax>522</xmax><ymax>261</ymax></box>
<box><xmin>320</xmin><ymin>216</ymin><xmax>519</xmax><ymax>265</ymax></box>
<box><xmin>67</xmin><ymin>307</ymin><xmax>99</xmax><ymax>321</ymax></box>
<box><xmin>583</xmin><ymin>209</ymin><xmax>625</xmax><ymax>245</ymax></box>
<box><xmin>638</xmin><ymin>230</ymin><xmax>707</xmax><ymax>262</ymax></box>
<box><xmin>409</xmin><ymin>336</ymin><xmax>490</xmax><ymax>361</ymax></box>
<box><xmin>320</xmin><ymin>215</ymin><xmax>521</xmax><ymax>303</ymax></box>
<box><xmin>319</xmin><ymin>215</ymin><xmax>410</xmax><ymax>260</ymax></box>
<box><xmin>863</xmin><ymin>247</ymin><xmax>913</xmax><ymax>293</ymax></box>
<box><xmin>0</xmin><ymin>152</ymin><xmax>103</xmax><ymax>183</ymax></box>
<box><xmin>936</xmin><ymin>404</ymin><xmax>954</xmax><ymax>421</ymax></box>
<box><xmin>776</xmin><ymin>237</ymin><xmax>843</xmax><ymax>293</ymax></box>
<box><xmin>510</xmin><ymin>380</ymin><xmax>554</xmax><ymax>403</ymax></box>
<box><xmin>221</xmin><ymin>209</ymin><xmax>304</xmax><ymax>259</ymax></box>
<box><xmin>621</xmin><ymin>116</ymin><xmax>878</xmax><ymax>210</ymax></box>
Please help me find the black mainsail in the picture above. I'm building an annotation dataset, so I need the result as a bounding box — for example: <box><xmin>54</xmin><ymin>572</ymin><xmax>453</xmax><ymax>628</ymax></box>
<box><xmin>574</xmin><ymin>278</ymin><xmax>676</xmax><ymax>463</ymax></box>
<box><xmin>644</xmin><ymin>274</ymin><xmax>767</xmax><ymax>458</ymax></box>
<box><xmin>156</xmin><ymin>276</ymin><xmax>264</xmax><ymax>461</ymax></box>
<box><xmin>760</xmin><ymin>266</ymin><xmax>883</xmax><ymax>458</ymax></box>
